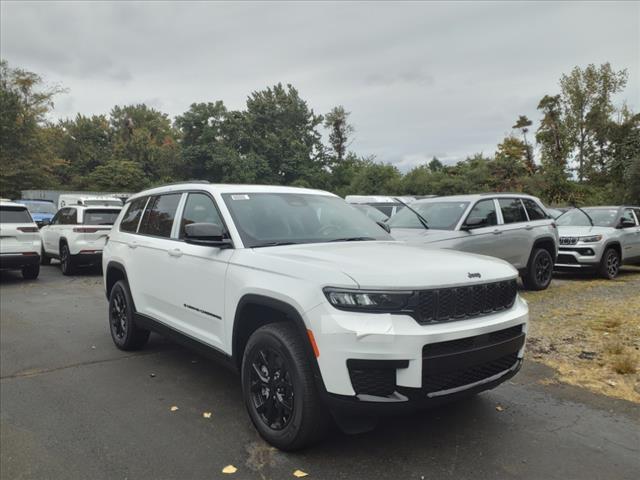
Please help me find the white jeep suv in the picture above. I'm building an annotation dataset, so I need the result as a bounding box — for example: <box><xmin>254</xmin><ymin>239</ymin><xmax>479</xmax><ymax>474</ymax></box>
<box><xmin>103</xmin><ymin>183</ymin><xmax>529</xmax><ymax>450</ymax></box>
<box><xmin>40</xmin><ymin>205</ymin><xmax>122</xmax><ymax>274</ymax></box>
<box><xmin>0</xmin><ymin>201</ymin><xmax>42</xmax><ymax>279</ymax></box>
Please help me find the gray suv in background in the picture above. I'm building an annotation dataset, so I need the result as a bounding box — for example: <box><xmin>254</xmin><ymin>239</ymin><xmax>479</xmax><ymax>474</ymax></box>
<box><xmin>555</xmin><ymin>206</ymin><xmax>640</xmax><ymax>278</ymax></box>
<box><xmin>389</xmin><ymin>193</ymin><xmax>559</xmax><ymax>290</ymax></box>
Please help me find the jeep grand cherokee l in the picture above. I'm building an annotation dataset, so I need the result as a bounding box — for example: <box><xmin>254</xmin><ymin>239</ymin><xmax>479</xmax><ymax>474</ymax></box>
<box><xmin>0</xmin><ymin>201</ymin><xmax>41</xmax><ymax>279</ymax></box>
<box><xmin>103</xmin><ymin>183</ymin><xmax>529</xmax><ymax>450</ymax></box>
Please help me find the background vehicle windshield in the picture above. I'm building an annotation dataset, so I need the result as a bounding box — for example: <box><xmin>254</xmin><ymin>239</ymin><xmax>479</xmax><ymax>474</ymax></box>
<box><xmin>556</xmin><ymin>208</ymin><xmax>618</xmax><ymax>227</ymax></box>
<box><xmin>388</xmin><ymin>201</ymin><xmax>469</xmax><ymax>230</ymax></box>
<box><xmin>353</xmin><ymin>204</ymin><xmax>389</xmax><ymax>223</ymax></box>
<box><xmin>0</xmin><ymin>206</ymin><xmax>33</xmax><ymax>223</ymax></box>
<box><xmin>21</xmin><ymin>202</ymin><xmax>57</xmax><ymax>214</ymax></box>
<box><xmin>84</xmin><ymin>209</ymin><xmax>121</xmax><ymax>225</ymax></box>
<box><xmin>222</xmin><ymin>193</ymin><xmax>392</xmax><ymax>247</ymax></box>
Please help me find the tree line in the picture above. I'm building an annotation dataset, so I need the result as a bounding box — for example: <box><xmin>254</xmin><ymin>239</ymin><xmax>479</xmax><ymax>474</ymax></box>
<box><xmin>1</xmin><ymin>59</ymin><xmax>638</xmax><ymax>205</ymax></box>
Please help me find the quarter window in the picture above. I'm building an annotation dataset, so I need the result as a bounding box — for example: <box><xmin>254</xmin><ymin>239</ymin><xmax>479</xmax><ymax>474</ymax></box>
<box><xmin>466</xmin><ymin>199</ymin><xmax>498</xmax><ymax>227</ymax></box>
<box><xmin>179</xmin><ymin>193</ymin><xmax>224</xmax><ymax>239</ymax></box>
<box><xmin>138</xmin><ymin>194</ymin><xmax>181</xmax><ymax>238</ymax></box>
<box><xmin>67</xmin><ymin>208</ymin><xmax>78</xmax><ymax>225</ymax></box>
<box><xmin>522</xmin><ymin>199</ymin><xmax>547</xmax><ymax>221</ymax></box>
<box><xmin>120</xmin><ymin>197</ymin><xmax>148</xmax><ymax>233</ymax></box>
<box><xmin>499</xmin><ymin>199</ymin><xmax>528</xmax><ymax>224</ymax></box>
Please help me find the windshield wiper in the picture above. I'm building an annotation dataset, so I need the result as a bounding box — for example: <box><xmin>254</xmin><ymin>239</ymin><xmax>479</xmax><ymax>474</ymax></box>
<box><xmin>393</xmin><ymin>197</ymin><xmax>429</xmax><ymax>230</ymax></box>
<box><xmin>328</xmin><ymin>236</ymin><xmax>376</xmax><ymax>242</ymax></box>
<box><xmin>569</xmin><ymin>203</ymin><xmax>594</xmax><ymax>226</ymax></box>
<box><xmin>252</xmin><ymin>241</ymin><xmax>299</xmax><ymax>248</ymax></box>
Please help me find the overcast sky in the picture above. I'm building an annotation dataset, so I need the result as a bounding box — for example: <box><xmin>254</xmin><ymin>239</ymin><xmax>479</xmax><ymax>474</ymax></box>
<box><xmin>1</xmin><ymin>1</ymin><xmax>638</xmax><ymax>170</ymax></box>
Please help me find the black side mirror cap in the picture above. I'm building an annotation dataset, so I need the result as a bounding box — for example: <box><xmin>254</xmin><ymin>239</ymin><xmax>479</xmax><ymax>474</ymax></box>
<box><xmin>184</xmin><ymin>223</ymin><xmax>232</xmax><ymax>248</ymax></box>
<box><xmin>461</xmin><ymin>217</ymin><xmax>487</xmax><ymax>231</ymax></box>
<box><xmin>618</xmin><ymin>219</ymin><xmax>636</xmax><ymax>229</ymax></box>
<box><xmin>40</xmin><ymin>219</ymin><xmax>51</xmax><ymax>226</ymax></box>
<box><xmin>377</xmin><ymin>221</ymin><xmax>391</xmax><ymax>233</ymax></box>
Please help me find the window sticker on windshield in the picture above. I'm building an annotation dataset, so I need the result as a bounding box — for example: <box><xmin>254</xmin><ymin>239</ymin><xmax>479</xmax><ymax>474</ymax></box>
<box><xmin>231</xmin><ymin>194</ymin><xmax>250</xmax><ymax>200</ymax></box>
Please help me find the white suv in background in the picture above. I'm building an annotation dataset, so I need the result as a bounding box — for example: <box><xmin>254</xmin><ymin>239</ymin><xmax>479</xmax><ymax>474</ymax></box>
<box><xmin>40</xmin><ymin>205</ymin><xmax>122</xmax><ymax>275</ymax></box>
<box><xmin>103</xmin><ymin>183</ymin><xmax>528</xmax><ymax>450</ymax></box>
<box><xmin>0</xmin><ymin>201</ymin><xmax>42</xmax><ymax>279</ymax></box>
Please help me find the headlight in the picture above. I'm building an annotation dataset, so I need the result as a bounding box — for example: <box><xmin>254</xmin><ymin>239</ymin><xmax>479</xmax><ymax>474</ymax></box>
<box><xmin>580</xmin><ymin>235</ymin><xmax>603</xmax><ymax>243</ymax></box>
<box><xmin>323</xmin><ymin>288</ymin><xmax>413</xmax><ymax>311</ymax></box>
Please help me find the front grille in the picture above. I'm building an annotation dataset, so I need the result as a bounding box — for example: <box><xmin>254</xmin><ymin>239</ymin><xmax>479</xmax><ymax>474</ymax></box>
<box><xmin>422</xmin><ymin>353</ymin><xmax>519</xmax><ymax>393</ymax></box>
<box><xmin>413</xmin><ymin>280</ymin><xmax>517</xmax><ymax>325</ymax></box>
<box><xmin>556</xmin><ymin>253</ymin><xmax>578</xmax><ymax>264</ymax></box>
<box><xmin>348</xmin><ymin>367</ymin><xmax>395</xmax><ymax>397</ymax></box>
<box><xmin>423</xmin><ymin>325</ymin><xmax>523</xmax><ymax>357</ymax></box>
<box><xmin>560</xmin><ymin>236</ymin><xmax>578</xmax><ymax>246</ymax></box>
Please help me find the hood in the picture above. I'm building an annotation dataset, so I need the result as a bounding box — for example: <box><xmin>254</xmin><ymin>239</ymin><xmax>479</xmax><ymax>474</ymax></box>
<box><xmin>390</xmin><ymin>228</ymin><xmax>464</xmax><ymax>244</ymax></box>
<box><xmin>557</xmin><ymin>225</ymin><xmax>613</xmax><ymax>237</ymax></box>
<box><xmin>250</xmin><ymin>241</ymin><xmax>517</xmax><ymax>289</ymax></box>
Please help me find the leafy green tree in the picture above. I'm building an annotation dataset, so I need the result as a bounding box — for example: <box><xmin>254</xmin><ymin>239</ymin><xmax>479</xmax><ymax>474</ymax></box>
<box><xmin>324</xmin><ymin>106</ymin><xmax>354</xmax><ymax>164</ymax></box>
<box><xmin>512</xmin><ymin>115</ymin><xmax>535</xmax><ymax>173</ymax></box>
<box><xmin>86</xmin><ymin>159</ymin><xmax>148</xmax><ymax>191</ymax></box>
<box><xmin>428</xmin><ymin>157</ymin><xmax>443</xmax><ymax>172</ymax></box>
<box><xmin>560</xmin><ymin>63</ymin><xmax>628</xmax><ymax>181</ymax></box>
<box><xmin>491</xmin><ymin>136</ymin><xmax>529</xmax><ymax>191</ymax></box>
<box><xmin>348</xmin><ymin>159</ymin><xmax>402</xmax><ymax>195</ymax></box>
<box><xmin>0</xmin><ymin>60</ymin><xmax>65</xmax><ymax>197</ymax></box>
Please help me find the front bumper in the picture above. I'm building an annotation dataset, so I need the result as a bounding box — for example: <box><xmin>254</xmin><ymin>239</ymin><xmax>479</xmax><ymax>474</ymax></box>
<box><xmin>554</xmin><ymin>243</ymin><xmax>604</xmax><ymax>269</ymax></box>
<box><xmin>71</xmin><ymin>251</ymin><xmax>103</xmax><ymax>266</ymax></box>
<box><xmin>306</xmin><ymin>296</ymin><xmax>528</xmax><ymax>408</ymax></box>
<box><xmin>0</xmin><ymin>253</ymin><xmax>40</xmax><ymax>270</ymax></box>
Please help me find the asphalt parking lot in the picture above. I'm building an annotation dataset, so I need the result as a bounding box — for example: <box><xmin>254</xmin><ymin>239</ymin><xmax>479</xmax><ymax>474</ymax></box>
<box><xmin>1</xmin><ymin>265</ymin><xmax>639</xmax><ymax>480</ymax></box>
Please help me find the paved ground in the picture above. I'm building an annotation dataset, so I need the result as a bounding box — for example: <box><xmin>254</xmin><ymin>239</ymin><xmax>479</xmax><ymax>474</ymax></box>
<box><xmin>1</xmin><ymin>265</ymin><xmax>639</xmax><ymax>480</ymax></box>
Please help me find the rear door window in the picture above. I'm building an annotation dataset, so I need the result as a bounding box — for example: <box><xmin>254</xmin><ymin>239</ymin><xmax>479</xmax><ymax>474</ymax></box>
<box><xmin>522</xmin><ymin>199</ymin><xmax>547</xmax><ymax>220</ymax></box>
<box><xmin>0</xmin><ymin>206</ymin><xmax>32</xmax><ymax>223</ymax></box>
<box><xmin>120</xmin><ymin>197</ymin><xmax>148</xmax><ymax>233</ymax></box>
<box><xmin>84</xmin><ymin>209</ymin><xmax>121</xmax><ymax>226</ymax></box>
<box><xmin>498</xmin><ymin>198</ymin><xmax>528</xmax><ymax>224</ymax></box>
<box><xmin>138</xmin><ymin>194</ymin><xmax>181</xmax><ymax>238</ymax></box>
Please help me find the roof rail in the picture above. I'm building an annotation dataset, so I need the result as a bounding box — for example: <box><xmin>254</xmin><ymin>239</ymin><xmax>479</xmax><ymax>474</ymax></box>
<box><xmin>162</xmin><ymin>180</ymin><xmax>210</xmax><ymax>186</ymax></box>
<box><xmin>479</xmin><ymin>192</ymin><xmax>531</xmax><ymax>196</ymax></box>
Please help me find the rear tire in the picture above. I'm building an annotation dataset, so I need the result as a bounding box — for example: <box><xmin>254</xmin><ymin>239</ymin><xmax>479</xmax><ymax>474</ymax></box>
<box><xmin>22</xmin><ymin>264</ymin><xmax>40</xmax><ymax>280</ymax></box>
<box><xmin>241</xmin><ymin>323</ymin><xmax>330</xmax><ymax>451</ymax></box>
<box><xmin>108</xmin><ymin>280</ymin><xmax>150</xmax><ymax>350</ymax></box>
<box><xmin>41</xmin><ymin>247</ymin><xmax>51</xmax><ymax>266</ymax></box>
<box><xmin>60</xmin><ymin>244</ymin><xmax>75</xmax><ymax>276</ymax></box>
<box><xmin>522</xmin><ymin>248</ymin><xmax>553</xmax><ymax>291</ymax></box>
<box><xmin>598</xmin><ymin>248</ymin><xmax>620</xmax><ymax>279</ymax></box>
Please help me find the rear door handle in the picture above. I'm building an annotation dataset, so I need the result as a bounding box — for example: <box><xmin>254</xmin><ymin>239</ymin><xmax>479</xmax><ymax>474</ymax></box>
<box><xmin>492</xmin><ymin>229</ymin><xmax>502</xmax><ymax>235</ymax></box>
<box><xmin>168</xmin><ymin>248</ymin><xmax>183</xmax><ymax>258</ymax></box>
<box><xmin>525</xmin><ymin>225</ymin><xmax>533</xmax><ymax>231</ymax></box>
<box><xmin>128</xmin><ymin>241</ymin><xmax>138</xmax><ymax>249</ymax></box>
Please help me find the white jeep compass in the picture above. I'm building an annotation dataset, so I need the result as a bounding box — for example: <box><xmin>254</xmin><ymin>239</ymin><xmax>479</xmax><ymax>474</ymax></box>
<box><xmin>103</xmin><ymin>183</ymin><xmax>529</xmax><ymax>450</ymax></box>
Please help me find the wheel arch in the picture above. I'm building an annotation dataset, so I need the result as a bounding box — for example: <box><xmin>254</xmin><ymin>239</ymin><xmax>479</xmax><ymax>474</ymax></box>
<box><xmin>532</xmin><ymin>236</ymin><xmax>557</xmax><ymax>262</ymax></box>
<box><xmin>231</xmin><ymin>294</ymin><xmax>325</xmax><ymax>391</ymax></box>
<box><xmin>105</xmin><ymin>261</ymin><xmax>129</xmax><ymax>300</ymax></box>
<box><xmin>603</xmin><ymin>241</ymin><xmax>622</xmax><ymax>259</ymax></box>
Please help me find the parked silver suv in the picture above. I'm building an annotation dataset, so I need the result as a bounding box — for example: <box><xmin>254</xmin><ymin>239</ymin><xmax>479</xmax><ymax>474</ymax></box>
<box><xmin>389</xmin><ymin>193</ymin><xmax>559</xmax><ymax>290</ymax></box>
<box><xmin>555</xmin><ymin>206</ymin><xmax>640</xmax><ymax>278</ymax></box>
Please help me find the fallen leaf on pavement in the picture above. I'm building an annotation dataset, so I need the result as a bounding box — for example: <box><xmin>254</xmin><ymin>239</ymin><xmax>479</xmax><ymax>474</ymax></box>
<box><xmin>495</xmin><ymin>405</ymin><xmax>504</xmax><ymax>412</ymax></box>
<box><xmin>170</xmin><ymin>406</ymin><xmax>179</xmax><ymax>412</ymax></box>
<box><xmin>293</xmin><ymin>470</ymin><xmax>308</xmax><ymax>478</ymax></box>
<box><xmin>222</xmin><ymin>465</ymin><xmax>237</xmax><ymax>474</ymax></box>
<box><xmin>203</xmin><ymin>411</ymin><xmax>212</xmax><ymax>419</ymax></box>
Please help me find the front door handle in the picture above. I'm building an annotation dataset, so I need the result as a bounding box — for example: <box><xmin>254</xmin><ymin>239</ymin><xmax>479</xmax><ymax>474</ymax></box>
<box><xmin>525</xmin><ymin>225</ymin><xmax>533</xmax><ymax>231</ymax></box>
<box><xmin>128</xmin><ymin>241</ymin><xmax>138</xmax><ymax>249</ymax></box>
<box><xmin>492</xmin><ymin>229</ymin><xmax>502</xmax><ymax>235</ymax></box>
<box><xmin>168</xmin><ymin>248</ymin><xmax>183</xmax><ymax>258</ymax></box>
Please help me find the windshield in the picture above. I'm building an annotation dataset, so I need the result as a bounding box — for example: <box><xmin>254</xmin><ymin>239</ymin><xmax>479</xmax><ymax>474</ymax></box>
<box><xmin>388</xmin><ymin>201</ymin><xmax>469</xmax><ymax>230</ymax></box>
<box><xmin>556</xmin><ymin>208</ymin><xmax>618</xmax><ymax>227</ymax></box>
<box><xmin>0</xmin><ymin>206</ymin><xmax>33</xmax><ymax>223</ymax></box>
<box><xmin>20</xmin><ymin>202</ymin><xmax>57</xmax><ymax>214</ymax></box>
<box><xmin>83</xmin><ymin>209</ymin><xmax>121</xmax><ymax>225</ymax></box>
<box><xmin>222</xmin><ymin>193</ymin><xmax>392</xmax><ymax>247</ymax></box>
<box><xmin>353</xmin><ymin>204</ymin><xmax>389</xmax><ymax>222</ymax></box>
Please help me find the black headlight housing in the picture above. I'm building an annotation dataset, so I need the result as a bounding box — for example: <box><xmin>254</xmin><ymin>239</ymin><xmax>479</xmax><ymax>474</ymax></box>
<box><xmin>323</xmin><ymin>287</ymin><xmax>413</xmax><ymax>312</ymax></box>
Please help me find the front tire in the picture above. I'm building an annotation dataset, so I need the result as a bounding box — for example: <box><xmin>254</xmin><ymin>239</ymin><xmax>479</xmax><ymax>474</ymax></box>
<box><xmin>598</xmin><ymin>248</ymin><xmax>620</xmax><ymax>279</ymax></box>
<box><xmin>22</xmin><ymin>264</ymin><xmax>40</xmax><ymax>280</ymax></box>
<box><xmin>108</xmin><ymin>280</ymin><xmax>150</xmax><ymax>350</ymax></box>
<box><xmin>60</xmin><ymin>244</ymin><xmax>74</xmax><ymax>275</ymax></box>
<box><xmin>241</xmin><ymin>323</ymin><xmax>329</xmax><ymax>451</ymax></box>
<box><xmin>522</xmin><ymin>248</ymin><xmax>553</xmax><ymax>291</ymax></box>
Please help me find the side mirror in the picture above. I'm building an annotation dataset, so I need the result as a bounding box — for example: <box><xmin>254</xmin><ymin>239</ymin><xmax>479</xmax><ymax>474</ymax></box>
<box><xmin>40</xmin><ymin>219</ymin><xmax>51</xmax><ymax>227</ymax></box>
<box><xmin>184</xmin><ymin>223</ymin><xmax>232</xmax><ymax>248</ymax></box>
<box><xmin>618</xmin><ymin>218</ymin><xmax>635</xmax><ymax>229</ymax></box>
<box><xmin>377</xmin><ymin>221</ymin><xmax>391</xmax><ymax>233</ymax></box>
<box><xmin>461</xmin><ymin>217</ymin><xmax>487</xmax><ymax>231</ymax></box>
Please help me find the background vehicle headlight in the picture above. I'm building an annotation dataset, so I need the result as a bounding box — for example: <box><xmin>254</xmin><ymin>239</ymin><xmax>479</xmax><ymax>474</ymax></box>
<box><xmin>580</xmin><ymin>235</ymin><xmax>603</xmax><ymax>243</ymax></box>
<box><xmin>323</xmin><ymin>288</ymin><xmax>413</xmax><ymax>311</ymax></box>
